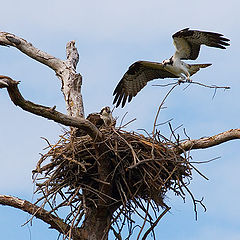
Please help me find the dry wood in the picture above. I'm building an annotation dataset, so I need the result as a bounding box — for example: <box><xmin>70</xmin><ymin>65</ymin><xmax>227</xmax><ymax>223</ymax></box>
<box><xmin>0</xmin><ymin>76</ymin><xmax>102</xmax><ymax>141</ymax></box>
<box><xmin>0</xmin><ymin>195</ymin><xmax>87</xmax><ymax>240</ymax></box>
<box><xmin>0</xmin><ymin>31</ymin><xmax>239</xmax><ymax>240</ymax></box>
<box><xmin>174</xmin><ymin>129</ymin><xmax>240</xmax><ymax>154</ymax></box>
<box><xmin>32</xmin><ymin>128</ymin><xmax>189</xmax><ymax>239</ymax></box>
<box><xmin>0</xmin><ymin>31</ymin><xmax>84</xmax><ymax>117</ymax></box>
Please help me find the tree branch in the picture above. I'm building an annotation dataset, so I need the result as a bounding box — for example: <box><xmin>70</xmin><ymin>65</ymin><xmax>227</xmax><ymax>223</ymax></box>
<box><xmin>0</xmin><ymin>75</ymin><xmax>102</xmax><ymax>141</ymax></box>
<box><xmin>173</xmin><ymin>129</ymin><xmax>240</xmax><ymax>154</ymax></box>
<box><xmin>0</xmin><ymin>31</ymin><xmax>84</xmax><ymax>117</ymax></box>
<box><xmin>0</xmin><ymin>32</ymin><xmax>64</xmax><ymax>71</ymax></box>
<box><xmin>0</xmin><ymin>195</ymin><xmax>87</xmax><ymax>240</ymax></box>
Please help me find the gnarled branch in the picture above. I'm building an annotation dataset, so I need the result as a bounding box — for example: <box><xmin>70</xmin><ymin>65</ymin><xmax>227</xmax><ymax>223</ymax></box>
<box><xmin>0</xmin><ymin>76</ymin><xmax>102</xmax><ymax>141</ymax></box>
<box><xmin>0</xmin><ymin>31</ymin><xmax>84</xmax><ymax>117</ymax></box>
<box><xmin>0</xmin><ymin>195</ymin><xmax>87</xmax><ymax>240</ymax></box>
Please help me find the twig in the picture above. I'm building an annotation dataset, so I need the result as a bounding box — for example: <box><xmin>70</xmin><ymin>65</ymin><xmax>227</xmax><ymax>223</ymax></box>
<box><xmin>142</xmin><ymin>206</ymin><xmax>171</xmax><ymax>240</ymax></box>
<box><xmin>190</xmin><ymin>156</ymin><xmax>221</xmax><ymax>164</ymax></box>
<box><xmin>136</xmin><ymin>199</ymin><xmax>150</xmax><ymax>240</ymax></box>
<box><xmin>183</xmin><ymin>128</ymin><xmax>191</xmax><ymax>140</ymax></box>
<box><xmin>119</xmin><ymin>118</ymin><xmax>137</xmax><ymax>129</ymax></box>
<box><xmin>110</xmin><ymin>227</ymin><xmax>122</xmax><ymax>240</ymax></box>
<box><xmin>180</xmin><ymin>181</ymin><xmax>206</xmax><ymax>220</ymax></box>
<box><xmin>112</xmin><ymin>128</ymin><xmax>139</xmax><ymax>165</ymax></box>
<box><xmin>68</xmin><ymin>203</ymin><xmax>82</xmax><ymax>240</ymax></box>
<box><xmin>155</xmin><ymin>118</ymin><xmax>174</xmax><ymax>126</ymax></box>
<box><xmin>151</xmin><ymin>83</ymin><xmax>179</xmax><ymax>159</ymax></box>
<box><xmin>153</xmin><ymin>80</ymin><xmax>230</xmax><ymax>91</ymax></box>
<box><xmin>119</xmin><ymin>111</ymin><xmax>128</xmax><ymax>128</ymax></box>
<box><xmin>189</xmin><ymin>80</ymin><xmax>230</xmax><ymax>90</ymax></box>
<box><xmin>189</xmin><ymin>163</ymin><xmax>209</xmax><ymax>180</ymax></box>
<box><xmin>152</xmin><ymin>83</ymin><xmax>179</xmax><ymax>136</ymax></box>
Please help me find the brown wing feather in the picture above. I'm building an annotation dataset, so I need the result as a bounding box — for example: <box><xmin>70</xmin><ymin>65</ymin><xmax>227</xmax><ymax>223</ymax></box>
<box><xmin>113</xmin><ymin>61</ymin><xmax>178</xmax><ymax>108</ymax></box>
<box><xmin>188</xmin><ymin>63</ymin><xmax>212</xmax><ymax>76</ymax></box>
<box><xmin>173</xmin><ymin>28</ymin><xmax>230</xmax><ymax>60</ymax></box>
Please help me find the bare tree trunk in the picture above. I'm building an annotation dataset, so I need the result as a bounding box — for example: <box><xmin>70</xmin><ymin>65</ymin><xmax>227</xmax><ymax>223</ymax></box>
<box><xmin>83</xmin><ymin>208</ymin><xmax>112</xmax><ymax>240</ymax></box>
<box><xmin>0</xmin><ymin>32</ymin><xmax>116</xmax><ymax>239</ymax></box>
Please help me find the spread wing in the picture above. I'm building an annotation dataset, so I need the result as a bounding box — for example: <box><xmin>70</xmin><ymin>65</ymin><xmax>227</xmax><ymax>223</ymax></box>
<box><xmin>113</xmin><ymin>61</ymin><xmax>178</xmax><ymax>108</ymax></box>
<box><xmin>172</xmin><ymin>28</ymin><xmax>230</xmax><ymax>60</ymax></box>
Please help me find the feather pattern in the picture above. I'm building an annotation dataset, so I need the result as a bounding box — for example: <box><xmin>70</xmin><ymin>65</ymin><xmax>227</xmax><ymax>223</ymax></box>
<box><xmin>113</xmin><ymin>28</ymin><xmax>230</xmax><ymax>108</ymax></box>
<box><xmin>113</xmin><ymin>61</ymin><xmax>178</xmax><ymax>107</ymax></box>
<box><xmin>173</xmin><ymin>28</ymin><xmax>230</xmax><ymax>60</ymax></box>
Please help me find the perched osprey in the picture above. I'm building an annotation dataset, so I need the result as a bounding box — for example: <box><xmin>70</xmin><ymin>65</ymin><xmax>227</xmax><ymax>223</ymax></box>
<box><xmin>113</xmin><ymin>28</ymin><xmax>230</xmax><ymax>108</ymax></box>
<box><xmin>76</xmin><ymin>107</ymin><xmax>115</xmax><ymax>137</ymax></box>
<box><xmin>87</xmin><ymin>106</ymin><xmax>115</xmax><ymax>128</ymax></box>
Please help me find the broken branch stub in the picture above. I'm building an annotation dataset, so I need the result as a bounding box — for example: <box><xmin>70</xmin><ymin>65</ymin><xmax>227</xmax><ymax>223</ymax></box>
<box><xmin>61</xmin><ymin>40</ymin><xmax>84</xmax><ymax>118</ymax></box>
<box><xmin>0</xmin><ymin>32</ymin><xmax>84</xmax><ymax>118</ymax></box>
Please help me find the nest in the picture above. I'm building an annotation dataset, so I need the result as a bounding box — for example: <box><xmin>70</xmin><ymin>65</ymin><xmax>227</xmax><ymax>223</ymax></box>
<box><xmin>33</xmin><ymin>127</ymin><xmax>192</xmax><ymax>234</ymax></box>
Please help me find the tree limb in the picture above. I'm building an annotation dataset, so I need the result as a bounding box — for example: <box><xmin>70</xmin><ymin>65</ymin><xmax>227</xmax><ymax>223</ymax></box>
<box><xmin>0</xmin><ymin>75</ymin><xmax>102</xmax><ymax>141</ymax></box>
<box><xmin>0</xmin><ymin>195</ymin><xmax>87</xmax><ymax>240</ymax></box>
<box><xmin>173</xmin><ymin>129</ymin><xmax>240</xmax><ymax>154</ymax></box>
<box><xmin>0</xmin><ymin>31</ymin><xmax>84</xmax><ymax>117</ymax></box>
<box><xmin>0</xmin><ymin>32</ymin><xmax>63</xmax><ymax>70</ymax></box>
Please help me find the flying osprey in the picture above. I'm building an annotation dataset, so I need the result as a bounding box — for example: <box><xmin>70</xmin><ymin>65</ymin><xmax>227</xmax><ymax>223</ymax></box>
<box><xmin>113</xmin><ymin>28</ymin><xmax>230</xmax><ymax>108</ymax></box>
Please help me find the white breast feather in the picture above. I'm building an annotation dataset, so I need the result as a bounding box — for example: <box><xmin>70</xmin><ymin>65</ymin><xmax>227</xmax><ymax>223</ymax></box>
<box><xmin>173</xmin><ymin>38</ymin><xmax>190</xmax><ymax>59</ymax></box>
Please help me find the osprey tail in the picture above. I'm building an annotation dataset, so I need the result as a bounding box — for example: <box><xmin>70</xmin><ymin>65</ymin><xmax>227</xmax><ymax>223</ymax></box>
<box><xmin>189</xmin><ymin>63</ymin><xmax>212</xmax><ymax>76</ymax></box>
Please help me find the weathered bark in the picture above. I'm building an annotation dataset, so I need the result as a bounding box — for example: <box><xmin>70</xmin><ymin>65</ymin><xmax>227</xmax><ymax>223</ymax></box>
<box><xmin>83</xmin><ymin>208</ymin><xmax>112</xmax><ymax>240</ymax></box>
<box><xmin>0</xmin><ymin>32</ymin><xmax>84</xmax><ymax>118</ymax></box>
<box><xmin>0</xmin><ymin>195</ymin><xmax>87</xmax><ymax>240</ymax></box>
<box><xmin>65</xmin><ymin>40</ymin><xmax>84</xmax><ymax>117</ymax></box>
<box><xmin>0</xmin><ymin>32</ymin><xmax>113</xmax><ymax>239</ymax></box>
<box><xmin>0</xmin><ymin>76</ymin><xmax>102</xmax><ymax>141</ymax></box>
<box><xmin>173</xmin><ymin>129</ymin><xmax>240</xmax><ymax>154</ymax></box>
<box><xmin>82</xmin><ymin>143</ymin><xmax>119</xmax><ymax>240</ymax></box>
<box><xmin>1</xmin><ymin>31</ymin><xmax>240</xmax><ymax>240</ymax></box>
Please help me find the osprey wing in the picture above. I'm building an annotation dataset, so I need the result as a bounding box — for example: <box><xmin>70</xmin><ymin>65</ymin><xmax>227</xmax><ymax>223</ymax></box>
<box><xmin>172</xmin><ymin>28</ymin><xmax>230</xmax><ymax>60</ymax></box>
<box><xmin>113</xmin><ymin>61</ymin><xmax>178</xmax><ymax>108</ymax></box>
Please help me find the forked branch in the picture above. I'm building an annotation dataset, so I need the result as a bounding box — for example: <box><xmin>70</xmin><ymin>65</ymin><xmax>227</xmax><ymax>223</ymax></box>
<box><xmin>0</xmin><ymin>31</ymin><xmax>84</xmax><ymax>117</ymax></box>
<box><xmin>0</xmin><ymin>76</ymin><xmax>102</xmax><ymax>141</ymax></box>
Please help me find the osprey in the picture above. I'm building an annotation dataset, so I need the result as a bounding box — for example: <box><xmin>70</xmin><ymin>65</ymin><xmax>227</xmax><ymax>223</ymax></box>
<box><xmin>113</xmin><ymin>28</ymin><xmax>230</xmax><ymax>108</ymax></box>
<box><xmin>87</xmin><ymin>106</ymin><xmax>115</xmax><ymax>128</ymax></box>
<box><xmin>77</xmin><ymin>106</ymin><xmax>115</xmax><ymax>137</ymax></box>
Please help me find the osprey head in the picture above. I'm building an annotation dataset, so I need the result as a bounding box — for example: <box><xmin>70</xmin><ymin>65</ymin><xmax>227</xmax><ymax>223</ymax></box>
<box><xmin>100</xmin><ymin>106</ymin><xmax>116</xmax><ymax>127</ymax></box>
<box><xmin>162</xmin><ymin>56</ymin><xmax>173</xmax><ymax>66</ymax></box>
<box><xmin>100</xmin><ymin>106</ymin><xmax>111</xmax><ymax>116</ymax></box>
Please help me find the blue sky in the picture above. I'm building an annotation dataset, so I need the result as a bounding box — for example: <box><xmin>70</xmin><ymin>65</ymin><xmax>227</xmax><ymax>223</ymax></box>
<box><xmin>0</xmin><ymin>0</ymin><xmax>239</xmax><ymax>239</ymax></box>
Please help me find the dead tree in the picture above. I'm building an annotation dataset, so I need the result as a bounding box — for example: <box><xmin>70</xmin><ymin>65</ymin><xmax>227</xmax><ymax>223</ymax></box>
<box><xmin>0</xmin><ymin>32</ymin><xmax>239</xmax><ymax>240</ymax></box>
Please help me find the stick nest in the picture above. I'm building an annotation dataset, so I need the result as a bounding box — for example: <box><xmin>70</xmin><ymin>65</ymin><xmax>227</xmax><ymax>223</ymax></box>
<box><xmin>33</xmin><ymin>127</ymin><xmax>192</xmax><ymax>229</ymax></box>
